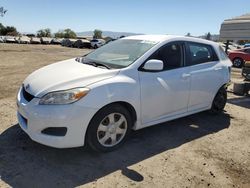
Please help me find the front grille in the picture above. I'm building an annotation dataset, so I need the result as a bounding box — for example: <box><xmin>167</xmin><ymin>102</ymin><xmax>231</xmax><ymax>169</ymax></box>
<box><xmin>22</xmin><ymin>87</ymin><xmax>35</xmax><ymax>102</ymax></box>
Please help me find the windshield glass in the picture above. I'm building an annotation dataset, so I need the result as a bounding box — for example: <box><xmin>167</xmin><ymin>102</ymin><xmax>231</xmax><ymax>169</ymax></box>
<box><xmin>85</xmin><ymin>39</ymin><xmax>158</xmax><ymax>68</ymax></box>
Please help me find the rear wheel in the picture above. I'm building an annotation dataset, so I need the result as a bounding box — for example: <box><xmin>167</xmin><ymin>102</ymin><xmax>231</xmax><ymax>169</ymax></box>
<box><xmin>210</xmin><ymin>86</ymin><xmax>227</xmax><ymax>114</ymax></box>
<box><xmin>233</xmin><ymin>57</ymin><xmax>244</xmax><ymax>68</ymax></box>
<box><xmin>86</xmin><ymin>104</ymin><xmax>132</xmax><ymax>152</ymax></box>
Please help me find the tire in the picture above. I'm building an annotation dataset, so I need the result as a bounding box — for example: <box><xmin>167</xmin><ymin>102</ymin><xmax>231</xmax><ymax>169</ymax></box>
<box><xmin>86</xmin><ymin>104</ymin><xmax>132</xmax><ymax>152</ymax></box>
<box><xmin>210</xmin><ymin>86</ymin><xmax>227</xmax><ymax>114</ymax></box>
<box><xmin>233</xmin><ymin>57</ymin><xmax>244</xmax><ymax>68</ymax></box>
<box><xmin>94</xmin><ymin>44</ymin><xmax>98</xmax><ymax>49</ymax></box>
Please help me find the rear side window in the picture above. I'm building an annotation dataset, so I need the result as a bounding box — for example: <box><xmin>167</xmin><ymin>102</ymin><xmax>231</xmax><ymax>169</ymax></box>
<box><xmin>186</xmin><ymin>42</ymin><xmax>218</xmax><ymax>66</ymax></box>
<box><xmin>219</xmin><ymin>46</ymin><xmax>229</xmax><ymax>60</ymax></box>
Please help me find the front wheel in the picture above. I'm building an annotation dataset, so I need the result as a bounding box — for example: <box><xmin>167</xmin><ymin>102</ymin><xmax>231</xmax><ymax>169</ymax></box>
<box><xmin>86</xmin><ymin>104</ymin><xmax>132</xmax><ymax>152</ymax></box>
<box><xmin>210</xmin><ymin>86</ymin><xmax>227</xmax><ymax>114</ymax></box>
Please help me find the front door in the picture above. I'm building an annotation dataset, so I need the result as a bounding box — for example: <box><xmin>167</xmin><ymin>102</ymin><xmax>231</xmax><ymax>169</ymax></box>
<box><xmin>139</xmin><ymin>42</ymin><xmax>190</xmax><ymax>125</ymax></box>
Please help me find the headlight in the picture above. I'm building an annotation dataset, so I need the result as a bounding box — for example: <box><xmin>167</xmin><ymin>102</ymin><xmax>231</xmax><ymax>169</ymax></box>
<box><xmin>39</xmin><ymin>88</ymin><xmax>90</xmax><ymax>105</ymax></box>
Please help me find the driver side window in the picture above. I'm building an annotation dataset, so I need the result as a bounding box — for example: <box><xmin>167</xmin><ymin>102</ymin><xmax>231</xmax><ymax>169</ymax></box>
<box><xmin>150</xmin><ymin>43</ymin><xmax>183</xmax><ymax>70</ymax></box>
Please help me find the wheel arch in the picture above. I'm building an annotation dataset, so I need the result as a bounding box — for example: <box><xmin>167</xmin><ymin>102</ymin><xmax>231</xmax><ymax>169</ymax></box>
<box><xmin>84</xmin><ymin>101</ymin><xmax>137</xmax><ymax>142</ymax></box>
<box><xmin>211</xmin><ymin>83</ymin><xmax>228</xmax><ymax>105</ymax></box>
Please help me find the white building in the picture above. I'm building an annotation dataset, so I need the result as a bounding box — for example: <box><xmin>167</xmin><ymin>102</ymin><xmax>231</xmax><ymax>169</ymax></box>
<box><xmin>220</xmin><ymin>13</ymin><xmax>250</xmax><ymax>41</ymax></box>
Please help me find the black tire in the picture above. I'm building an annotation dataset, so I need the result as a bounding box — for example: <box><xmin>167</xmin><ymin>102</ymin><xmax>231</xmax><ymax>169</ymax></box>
<box><xmin>94</xmin><ymin>44</ymin><xmax>98</xmax><ymax>49</ymax></box>
<box><xmin>86</xmin><ymin>104</ymin><xmax>132</xmax><ymax>152</ymax></box>
<box><xmin>210</xmin><ymin>86</ymin><xmax>227</xmax><ymax>114</ymax></box>
<box><xmin>233</xmin><ymin>57</ymin><xmax>244</xmax><ymax>68</ymax></box>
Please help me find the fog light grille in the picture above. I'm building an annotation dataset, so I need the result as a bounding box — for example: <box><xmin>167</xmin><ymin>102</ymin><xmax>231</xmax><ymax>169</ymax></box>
<box><xmin>41</xmin><ymin>127</ymin><xmax>67</xmax><ymax>136</ymax></box>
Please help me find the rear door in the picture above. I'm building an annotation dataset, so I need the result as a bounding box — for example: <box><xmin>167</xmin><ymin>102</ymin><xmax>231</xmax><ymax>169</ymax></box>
<box><xmin>185</xmin><ymin>42</ymin><xmax>223</xmax><ymax>111</ymax></box>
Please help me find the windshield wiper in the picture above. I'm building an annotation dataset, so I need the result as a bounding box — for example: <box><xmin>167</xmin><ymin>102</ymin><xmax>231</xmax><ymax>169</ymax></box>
<box><xmin>84</xmin><ymin>61</ymin><xmax>111</xmax><ymax>69</ymax></box>
<box><xmin>76</xmin><ymin>57</ymin><xmax>111</xmax><ymax>69</ymax></box>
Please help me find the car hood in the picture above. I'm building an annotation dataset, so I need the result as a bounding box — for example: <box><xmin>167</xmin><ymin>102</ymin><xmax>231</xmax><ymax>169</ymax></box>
<box><xmin>23</xmin><ymin>58</ymin><xmax>119</xmax><ymax>97</ymax></box>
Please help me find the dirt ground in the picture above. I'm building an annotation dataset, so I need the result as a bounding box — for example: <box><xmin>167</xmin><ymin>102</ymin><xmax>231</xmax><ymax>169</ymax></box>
<box><xmin>0</xmin><ymin>44</ymin><xmax>249</xmax><ymax>188</ymax></box>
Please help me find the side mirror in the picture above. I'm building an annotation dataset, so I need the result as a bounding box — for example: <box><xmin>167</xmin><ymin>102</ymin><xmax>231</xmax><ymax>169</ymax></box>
<box><xmin>142</xmin><ymin>59</ymin><xmax>164</xmax><ymax>71</ymax></box>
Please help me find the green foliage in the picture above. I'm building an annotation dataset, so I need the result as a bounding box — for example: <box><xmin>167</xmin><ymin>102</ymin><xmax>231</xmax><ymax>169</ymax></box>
<box><xmin>37</xmin><ymin>28</ymin><xmax>52</xmax><ymax>37</ymax></box>
<box><xmin>0</xmin><ymin>23</ymin><xmax>18</xmax><ymax>36</ymax></box>
<box><xmin>64</xmin><ymin>28</ymin><xmax>76</xmax><ymax>38</ymax></box>
<box><xmin>54</xmin><ymin>31</ymin><xmax>64</xmax><ymax>38</ymax></box>
<box><xmin>93</xmin><ymin>29</ymin><xmax>102</xmax><ymax>39</ymax></box>
<box><xmin>54</xmin><ymin>29</ymin><xmax>76</xmax><ymax>38</ymax></box>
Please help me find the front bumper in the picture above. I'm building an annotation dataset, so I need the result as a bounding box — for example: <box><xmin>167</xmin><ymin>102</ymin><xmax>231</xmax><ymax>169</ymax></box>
<box><xmin>16</xmin><ymin>88</ymin><xmax>98</xmax><ymax>148</ymax></box>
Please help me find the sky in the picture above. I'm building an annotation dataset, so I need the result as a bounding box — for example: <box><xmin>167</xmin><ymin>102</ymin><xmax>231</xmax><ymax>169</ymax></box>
<box><xmin>0</xmin><ymin>0</ymin><xmax>249</xmax><ymax>36</ymax></box>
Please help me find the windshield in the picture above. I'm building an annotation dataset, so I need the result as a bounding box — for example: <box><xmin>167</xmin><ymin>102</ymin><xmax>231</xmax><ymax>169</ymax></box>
<box><xmin>85</xmin><ymin>39</ymin><xmax>158</xmax><ymax>68</ymax></box>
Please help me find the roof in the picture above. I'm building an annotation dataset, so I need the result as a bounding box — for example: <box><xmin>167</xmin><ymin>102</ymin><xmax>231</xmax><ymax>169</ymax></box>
<box><xmin>220</xmin><ymin>13</ymin><xmax>250</xmax><ymax>40</ymax></box>
<box><xmin>123</xmin><ymin>35</ymin><xmax>217</xmax><ymax>46</ymax></box>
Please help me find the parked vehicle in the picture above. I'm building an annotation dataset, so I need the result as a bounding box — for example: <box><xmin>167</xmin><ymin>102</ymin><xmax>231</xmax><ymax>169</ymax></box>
<box><xmin>61</xmin><ymin>38</ymin><xmax>77</xmax><ymax>47</ymax></box>
<box><xmin>244</xmin><ymin>43</ymin><xmax>250</xmax><ymax>48</ymax></box>
<box><xmin>30</xmin><ymin>37</ymin><xmax>41</xmax><ymax>44</ymax></box>
<box><xmin>5</xmin><ymin>36</ymin><xmax>17</xmax><ymax>43</ymax></box>
<box><xmin>18</xmin><ymin>36</ymin><xmax>30</xmax><ymax>44</ymax></box>
<box><xmin>90</xmin><ymin>39</ymin><xmax>105</xmax><ymax>48</ymax></box>
<box><xmin>73</xmin><ymin>39</ymin><xmax>91</xmax><ymax>48</ymax></box>
<box><xmin>51</xmin><ymin>38</ymin><xmax>62</xmax><ymax>45</ymax></box>
<box><xmin>228</xmin><ymin>48</ymin><xmax>250</xmax><ymax>68</ymax></box>
<box><xmin>17</xmin><ymin>35</ymin><xmax>232</xmax><ymax>152</ymax></box>
<box><xmin>41</xmin><ymin>37</ymin><xmax>52</xmax><ymax>44</ymax></box>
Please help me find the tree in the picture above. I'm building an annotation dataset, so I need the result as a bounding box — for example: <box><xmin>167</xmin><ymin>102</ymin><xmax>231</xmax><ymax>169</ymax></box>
<box><xmin>0</xmin><ymin>24</ymin><xmax>18</xmax><ymax>36</ymax></box>
<box><xmin>186</xmin><ymin>32</ymin><xmax>191</xmax><ymax>37</ymax></box>
<box><xmin>93</xmin><ymin>29</ymin><xmax>102</xmax><ymax>39</ymax></box>
<box><xmin>37</xmin><ymin>28</ymin><xmax>51</xmax><ymax>37</ymax></box>
<box><xmin>0</xmin><ymin>23</ymin><xmax>4</xmax><ymax>34</ymax></box>
<box><xmin>54</xmin><ymin>29</ymin><xmax>76</xmax><ymax>38</ymax></box>
<box><xmin>206</xmin><ymin>32</ymin><xmax>211</xmax><ymax>40</ymax></box>
<box><xmin>54</xmin><ymin>31</ymin><xmax>64</xmax><ymax>38</ymax></box>
<box><xmin>64</xmin><ymin>28</ymin><xmax>76</xmax><ymax>38</ymax></box>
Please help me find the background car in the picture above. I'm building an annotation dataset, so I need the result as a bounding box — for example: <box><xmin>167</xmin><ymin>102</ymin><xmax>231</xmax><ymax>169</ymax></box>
<box><xmin>30</xmin><ymin>37</ymin><xmax>41</xmax><ymax>44</ymax></box>
<box><xmin>73</xmin><ymin>39</ymin><xmax>91</xmax><ymax>48</ymax></box>
<box><xmin>61</xmin><ymin>38</ymin><xmax>77</xmax><ymax>47</ymax></box>
<box><xmin>5</xmin><ymin>36</ymin><xmax>17</xmax><ymax>43</ymax></box>
<box><xmin>244</xmin><ymin>43</ymin><xmax>250</xmax><ymax>48</ymax></box>
<box><xmin>228</xmin><ymin>48</ymin><xmax>250</xmax><ymax>68</ymax></box>
<box><xmin>90</xmin><ymin>39</ymin><xmax>105</xmax><ymax>48</ymax></box>
<box><xmin>18</xmin><ymin>36</ymin><xmax>30</xmax><ymax>44</ymax></box>
<box><xmin>41</xmin><ymin>37</ymin><xmax>52</xmax><ymax>44</ymax></box>
<box><xmin>51</xmin><ymin>38</ymin><xmax>62</xmax><ymax>45</ymax></box>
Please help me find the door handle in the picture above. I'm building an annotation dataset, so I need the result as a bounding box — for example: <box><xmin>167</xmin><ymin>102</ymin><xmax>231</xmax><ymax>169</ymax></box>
<box><xmin>182</xmin><ymin>73</ymin><xmax>191</xmax><ymax>78</ymax></box>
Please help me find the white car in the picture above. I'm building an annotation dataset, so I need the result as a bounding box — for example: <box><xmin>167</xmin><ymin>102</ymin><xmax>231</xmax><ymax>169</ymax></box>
<box><xmin>17</xmin><ymin>35</ymin><xmax>232</xmax><ymax>152</ymax></box>
<box><xmin>90</xmin><ymin>39</ymin><xmax>105</xmax><ymax>48</ymax></box>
